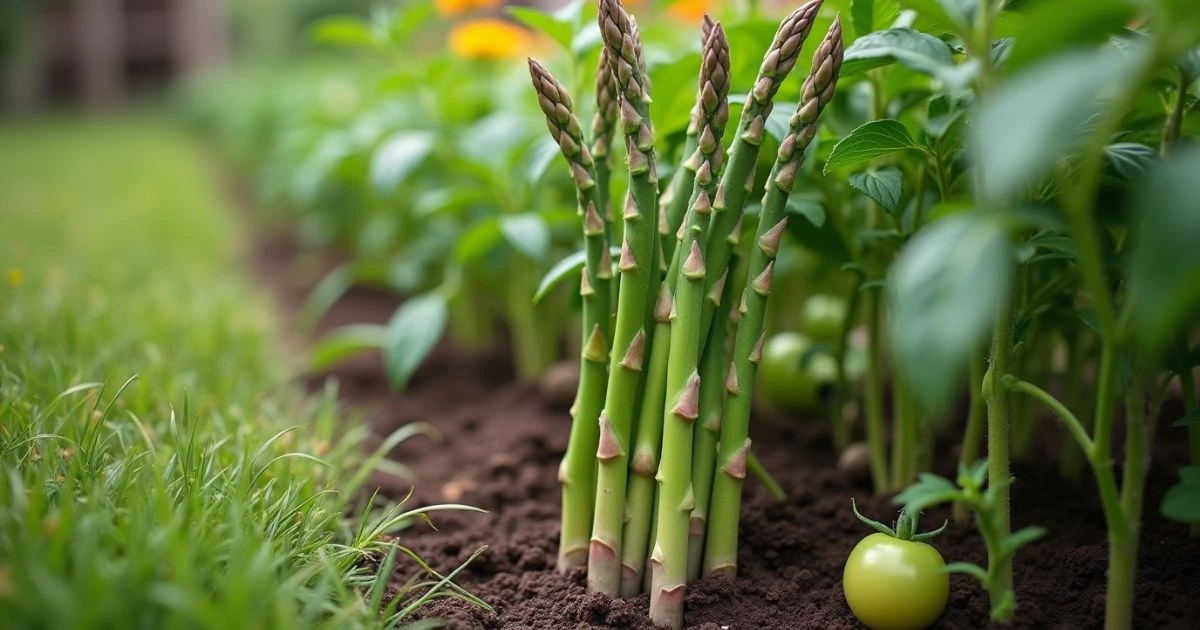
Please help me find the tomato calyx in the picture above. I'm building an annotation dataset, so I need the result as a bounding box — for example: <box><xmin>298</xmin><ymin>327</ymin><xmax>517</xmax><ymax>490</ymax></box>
<box><xmin>850</xmin><ymin>498</ymin><xmax>948</xmax><ymax>542</ymax></box>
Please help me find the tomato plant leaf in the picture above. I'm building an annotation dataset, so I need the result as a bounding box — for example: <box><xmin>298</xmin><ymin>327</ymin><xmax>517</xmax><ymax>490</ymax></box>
<box><xmin>1161</xmin><ymin>466</ymin><xmax>1200</xmax><ymax>523</ymax></box>
<box><xmin>310</xmin><ymin>324</ymin><xmax>387</xmax><ymax>372</ymax></box>
<box><xmin>895</xmin><ymin>472</ymin><xmax>962</xmax><ymax>514</ymax></box>
<box><xmin>1104</xmin><ymin>142</ymin><xmax>1159</xmax><ymax>182</ymax></box>
<box><xmin>824</xmin><ymin>120</ymin><xmax>922</xmax><ymax>173</ymax></box>
<box><xmin>972</xmin><ymin>47</ymin><xmax>1143</xmax><ymax>202</ymax></box>
<box><xmin>999</xmin><ymin>526</ymin><xmax>1048</xmax><ymax>559</ymax></box>
<box><xmin>371</xmin><ymin>132</ymin><xmax>435</xmax><ymax>195</ymax></box>
<box><xmin>841</xmin><ymin>28</ymin><xmax>956</xmax><ymax>77</ymax></box>
<box><xmin>943</xmin><ymin>561</ymin><xmax>988</xmax><ymax>584</ymax></box>
<box><xmin>1128</xmin><ymin>147</ymin><xmax>1200</xmax><ymax>352</ymax></box>
<box><xmin>889</xmin><ymin>215</ymin><xmax>1015</xmax><ymax>409</ymax></box>
<box><xmin>500</xmin><ymin>213</ymin><xmax>551</xmax><ymax>263</ymax></box>
<box><xmin>1173</xmin><ymin>410</ymin><xmax>1200</xmax><ymax>427</ymax></box>
<box><xmin>849</xmin><ymin>167</ymin><xmax>904</xmax><ymax>215</ymax></box>
<box><xmin>383</xmin><ymin>293</ymin><xmax>448</xmax><ymax>391</ymax></box>
<box><xmin>850</xmin><ymin>0</ymin><xmax>901</xmax><ymax>39</ymax></box>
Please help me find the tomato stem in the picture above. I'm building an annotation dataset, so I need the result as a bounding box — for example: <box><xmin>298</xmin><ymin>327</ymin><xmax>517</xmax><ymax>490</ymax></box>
<box><xmin>985</xmin><ymin>295</ymin><xmax>1014</xmax><ymax>614</ymax></box>
<box><xmin>955</xmin><ymin>349</ymin><xmax>986</xmax><ymax>523</ymax></box>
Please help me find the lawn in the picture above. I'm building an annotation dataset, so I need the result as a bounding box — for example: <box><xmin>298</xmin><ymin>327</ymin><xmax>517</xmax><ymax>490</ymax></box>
<box><xmin>0</xmin><ymin>118</ymin><xmax>468</xmax><ymax>629</ymax></box>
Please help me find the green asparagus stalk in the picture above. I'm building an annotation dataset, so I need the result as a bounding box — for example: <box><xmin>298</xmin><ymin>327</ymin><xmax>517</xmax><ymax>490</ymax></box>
<box><xmin>687</xmin><ymin>253</ymin><xmax>738</xmax><ymax>581</ymax></box>
<box><xmin>527</xmin><ymin>59</ymin><xmax>614</xmax><ymax>572</ymax></box>
<box><xmin>704</xmin><ymin>17</ymin><xmax>843</xmax><ymax>578</ymax></box>
<box><xmin>658</xmin><ymin>15</ymin><xmax>716</xmax><ymax>263</ymax></box>
<box><xmin>588</xmin><ymin>0</ymin><xmax>661</xmax><ymax>596</ymax></box>
<box><xmin>700</xmin><ymin>0</ymin><xmax>823</xmax><ymax>342</ymax></box>
<box><xmin>648</xmin><ymin>23</ymin><xmax>730</xmax><ymax>628</ymax></box>
<box><xmin>618</xmin><ymin>19</ymin><xmax>727</xmax><ymax>597</ymax></box>
<box><xmin>592</xmin><ymin>48</ymin><xmax>619</xmax><ymax>254</ymax></box>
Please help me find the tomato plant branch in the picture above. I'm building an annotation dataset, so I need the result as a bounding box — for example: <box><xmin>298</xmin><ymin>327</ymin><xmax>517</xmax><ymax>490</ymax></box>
<box><xmin>985</xmin><ymin>295</ymin><xmax>1014</xmax><ymax>609</ymax></box>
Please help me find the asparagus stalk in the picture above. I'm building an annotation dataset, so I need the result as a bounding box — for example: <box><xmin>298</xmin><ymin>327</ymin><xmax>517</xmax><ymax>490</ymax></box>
<box><xmin>699</xmin><ymin>0</ymin><xmax>823</xmax><ymax>342</ymax></box>
<box><xmin>658</xmin><ymin>15</ymin><xmax>716</xmax><ymax>263</ymax></box>
<box><xmin>704</xmin><ymin>18</ymin><xmax>843</xmax><ymax>578</ymax></box>
<box><xmin>592</xmin><ymin>48</ymin><xmax>619</xmax><ymax>255</ymax></box>
<box><xmin>527</xmin><ymin>59</ymin><xmax>614</xmax><ymax>572</ymax></box>
<box><xmin>588</xmin><ymin>0</ymin><xmax>661</xmax><ymax>595</ymax></box>
<box><xmin>687</xmin><ymin>252</ymin><xmax>738</xmax><ymax>581</ymax></box>
<box><xmin>618</xmin><ymin>19</ymin><xmax>727</xmax><ymax>598</ymax></box>
<box><xmin>648</xmin><ymin>23</ymin><xmax>730</xmax><ymax>629</ymax></box>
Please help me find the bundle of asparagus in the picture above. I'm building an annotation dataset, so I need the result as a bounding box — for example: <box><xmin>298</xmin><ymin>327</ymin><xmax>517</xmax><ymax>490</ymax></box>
<box><xmin>529</xmin><ymin>1</ymin><xmax>843</xmax><ymax>626</ymax></box>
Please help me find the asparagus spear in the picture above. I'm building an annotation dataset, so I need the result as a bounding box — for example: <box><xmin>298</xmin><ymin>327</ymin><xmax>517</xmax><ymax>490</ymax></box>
<box><xmin>588</xmin><ymin>0</ymin><xmax>661</xmax><ymax>596</ymax></box>
<box><xmin>700</xmin><ymin>0</ymin><xmax>822</xmax><ymax>344</ymax></box>
<box><xmin>704</xmin><ymin>16</ymin><xmax>844</xmax><ymax>578</ymax></box>
<box><xmin>592</xmin><ymin>48</ymin><xmax>619</xmax><ymax>253</ymax></box>
<box><xmin>527</xmin><ymin>59</ymin><xmax>614</xmax><ymax>572</ymax></box>
<box><xmin>658</xmin><ymin>15</ymin><xmax>716</xmax><ymax>263</ymax></box>
<box><xmin>649</xmin><ymin>22</ymin><xmax>731</xmax><ymax>629</ymax></box>
<box><xmin>618</xmin><ymin>19</ymin><xmax>727</xmax><ymax>598</ymax></box>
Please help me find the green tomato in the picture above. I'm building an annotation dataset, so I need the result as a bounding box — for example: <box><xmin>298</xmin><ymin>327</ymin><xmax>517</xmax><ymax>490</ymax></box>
<box><xmin>800</xmin><ymin>294</ymin><xmax>847</xmax><ymax>342</ymax></box>
<box><xmin>758</xmin><ymin>332</ymin><xmax>838</xmax><ymax>411</ymax></box>
<box><xmin>843</xmin><ymin>532</ymin><xmax>949</xmax><ymax>630</ymax></box>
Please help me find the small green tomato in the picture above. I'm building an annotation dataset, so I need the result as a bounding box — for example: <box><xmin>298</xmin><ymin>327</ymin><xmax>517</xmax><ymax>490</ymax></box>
<box><xmin>800</xmin><ymin>294</ymin><xmax>847</xmax><ymax>342</ymax></box>
<box><xmin>843</xmin><ymin>501</ymin><xmax>949</xmax><ymax>630</ymax></box>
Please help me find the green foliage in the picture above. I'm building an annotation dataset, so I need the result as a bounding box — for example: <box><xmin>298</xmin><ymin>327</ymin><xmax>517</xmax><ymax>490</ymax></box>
<box><xmin>383</xmin><ymin>293</ymin><xmax>449</xmax><ymax>390</ymax></box>
<box><xmin>824</xmin><ymin>120</ymin><xmax>923</xmax><ymax>172</ymax></box>
<box><xmin>1161</xmin><ymin>466</ymin><xmax>1200</xmax><ymax>523</ymax></box>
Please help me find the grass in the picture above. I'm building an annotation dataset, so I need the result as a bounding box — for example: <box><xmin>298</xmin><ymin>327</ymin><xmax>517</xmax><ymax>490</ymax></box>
<box><xmin>0</xmin><ymin>118</ymin><xmax>486</xmax><ymax>629</ymax></box>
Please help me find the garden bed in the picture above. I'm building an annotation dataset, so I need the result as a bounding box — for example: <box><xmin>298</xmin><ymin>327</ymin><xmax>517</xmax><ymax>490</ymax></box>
<box><xmin>256</xmin><ymin>228</ymin><xmax>1200</xmax><ymax>630</ymax></box>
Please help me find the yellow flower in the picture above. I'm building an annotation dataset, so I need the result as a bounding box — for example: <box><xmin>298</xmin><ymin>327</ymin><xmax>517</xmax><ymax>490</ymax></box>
<box><xmin>449</xmin><ymin>19</ymin><xmax>531</xmax><ymax>59</ymax></box>
<box><xmin>6</xmin><ymin>268</ymin><xmax>22</xmax><ymax>287</ymax></box>
<box><xmin>666</xmin><ymin>0</ymin><xmax>709</xmax><ymax>23</ymax></box>
<box><xmin>435</xmin><ymin>0</ymin><xmax>501</xmax><ymax>18</ymax></box>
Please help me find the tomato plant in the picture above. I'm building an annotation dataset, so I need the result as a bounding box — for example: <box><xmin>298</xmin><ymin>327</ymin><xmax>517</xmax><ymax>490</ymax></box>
<box><xmin>758</xmin><ymin>331</ymin><xmax>839</xmax><ymax>412</ymax></box>
<box><xmin>843</xmin><ymin>501</ymin><xmax>949</xmax><ymax>630</ymax></box>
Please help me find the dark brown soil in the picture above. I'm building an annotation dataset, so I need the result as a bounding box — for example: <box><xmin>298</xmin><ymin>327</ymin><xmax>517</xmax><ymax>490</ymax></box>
<box><xmin>254</xmin><ymin>228</ymin><xmax>1200</xmax><ymax>630</ymax></box>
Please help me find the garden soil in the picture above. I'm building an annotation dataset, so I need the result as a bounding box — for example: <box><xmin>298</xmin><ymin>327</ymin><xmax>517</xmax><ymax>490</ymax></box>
<box><xmin>255</xmin><ymin>228</ymin><xmax>1200</xmax><ymax>630</ymax></box>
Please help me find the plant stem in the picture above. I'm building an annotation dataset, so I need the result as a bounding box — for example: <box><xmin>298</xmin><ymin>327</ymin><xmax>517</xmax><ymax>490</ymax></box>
<box><xmin>830</xmin><ymin>276</ymin><xmax>862</xmax><ymax>452</ymax></box>
<box><xmin>589</xmin><ymin>0</ymin><xmax>660</xmax><ymax>594</ymax></box>
<box><xmin>507</xmin><ymin>259</ymin><xmax>557</xmax><ymax>381</ymax></box>
<box><xmin>985</xmin><ymin>296</ymin><xmax>1014</xmax><ymax>610</ymax></box>
<box><xmin>956</xmin><ymin>349</ymin><xmax>986</xmax><ymax>522</ymax></box>
<box><xmin>1107</xmin><ymin>365</ymin><xmax>1151</xmax><ymax>630</ymax></box>
<box><xmin>1059</xmin><ymin>332</ymin><xmax>1088</xmax><ymax>479</ymax></box>
<box><xmin>863</xmin><ymin>287</ymin><xmax>889</xmax><ymax>493</ymax></box>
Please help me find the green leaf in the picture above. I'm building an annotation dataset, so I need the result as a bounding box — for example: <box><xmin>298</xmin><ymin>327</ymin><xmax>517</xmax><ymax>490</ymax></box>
<box><xmin>850</xmin><ymin>0</ymin><xmax>901</xmax><ymax>39</ymax></box>
<box><xmin>1104</xmin><ymin>142</ymin><xmax>1158</xmax><ymax>181</ymax></box>
<box><xmin>310</xmin><ymin>16</ymin><xmax>378</xmax><ymax>48</ymax></box>
<box><xmin>371</xmin><ymin>132</ymin><xmax>435</xmax><ymax>195</ymax></box>
<box><xmin>534</xmin><ymin>246</ymin><xmax>622</xmax><ymax>303</ymax></box>
<box><xmin>943</xmin><ymin>561</ymin><xmax>989</xmax><ymax>585</ymax></box>
<box><xmin>824</xmin><ymin>120</ymin><xmax>922</xmax><ymax>173</ymax></box>
<box><xmin>841</xmin><ymin>28</ymin><xmax>955</xmax><ymax>77</ymax></box>
<box><xmin>500</xmin><ymin>213</ymin><xmax>550</xmax><ymax>262</ymax></box>
<box><xmin>924</xmin><ymin>94</ymin><xmax>964</xmax><ymax>138</ymax></box>
<box><xmin>849</xmin><ymin>167</ymin><xmax>904</xmax><ymax>215</ymax></box>
<box><xmin>888</xmin><ymin>215</ymin><xmax>1014</xmax><ymax>409</ymax></box>
<box><xmin>1173</xmin><ymin>410</ymin><xmax>1200</xmax><ymax>427</ymax></box>
<box><xmin>1128</xmin><ymin>147</ymin><xmax>1200</xmax><ymax>352</ymax></box>
<box><xmin>525</xmin><ymin>136</ymin><xmax>562</xmax><ymax>187</ymax></box>
<box><xmin>310</xmin><ymin>324</ymin><xmax>386</xmax><ymax>372</ymax></box>
<box><xmin>786</xmin><ymin>198</ymin><xmax>852</xmax><ymax>264</ymax></box>
<box><xmin>506</xmin><ymin>6</ymin><xmax>573</xmax><ymax>51</ymax></box>
<box><xmin>455</xmin><ymin>217</ymin><xmax>502</xmax><ymax>264</ymax></box>
<box><xmin>894</xmin><ymin>472</ymin><xmax>962</xmax><ymax>514</ymax></box>
<box><xmin>1161</xmin><ymin>466</ymin><xmax>1200</xmax><ymax>523</ymax></box>
<box><xmin>300</xmin><ymin>264</ymin><xmax>354</xmax><ymax>332</ymax></box>
<box><xmin>383</xmin><ymin>293</ymin><xmax>448</xmax><ymax>390</ymax></box>
<box><xmin>999</xmin><ymin>526</ymin><xmax>1048</xmax><ymax>558</ymax></box>
<box><xmin>972</xmin><ymin>47</ymin><xmax>1143</xmax><ymax>202</ymax></box>
<box><xmin>1006</xmin><ymin>0</ymin><xmax>1137</xmax><ymax>70</ymax></box>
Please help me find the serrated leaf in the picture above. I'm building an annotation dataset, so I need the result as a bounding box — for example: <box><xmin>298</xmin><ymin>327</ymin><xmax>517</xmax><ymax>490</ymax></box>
<box><xmin>841</xmin><ymin>28</ymin><xmax>955</xmax><ymax>77</ymax></box>
<box><xmin>371</xmin><ymin>132</ymin><xmax>435</xmax><ymax>195</ymax></box>
<box><xmin>825</xmin><ymin>120</ymin><xmax>922</xmax><ymax>173</ymax></box>
<box><xmin>849</xmin><ymin>168</ymin><xmax>904</xmax><ymax>215</ymax></box>
<box><xmin>889</xmin><ymin>215</ymin><xmax>1014</xmax><ymax>409</ymax></box>
<box><xmin>383</xmin><ymin>293</ymin><xmax>448</xmax><ymax>390</ymax></box>
<box><xmin>1104</xmin><ymin>142</ymin><xmax>1159</xmax><ymax>181</ymax></box>
<box><xmin>1128</xmin><ymin>147</ymin><xmax>1200</xmax><ymax>352</ymax></box>
<box><xmin>943</xmin><ymin>561</ymin><xmax>989</xmax><ymax>584</ymax></box>
<box><xmin>506</xmin><ymin>6</ymin><xmax>573</xmax><ymax>51</ymax></box>
<box><xmin>500</xmin><ymin>214</ymin><xmax>550</xmax><ymax>262</ymax></box>
<box><xmin>972</xmin><ymin>47</ymin><xmax>1144</xmax><ymax>202</ymax></box>
<box><xmin>310</xmin><ymin>16</ymin><xmax>378</xmax><ymax>48</ymax></box>
<box><xmin>894</xmin><ymin>472</ymin><xmax>962</xmax><ymax>514</ymax></box>
<box><xmin>310</xmin><ymin>324</ymin><xmax>387</xmax><ymax>372</ymax></box>
<box><xmin>1162</xmin><ymin>466</ymin><xmax>1200</xmax><ymax>523</ymax></box>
